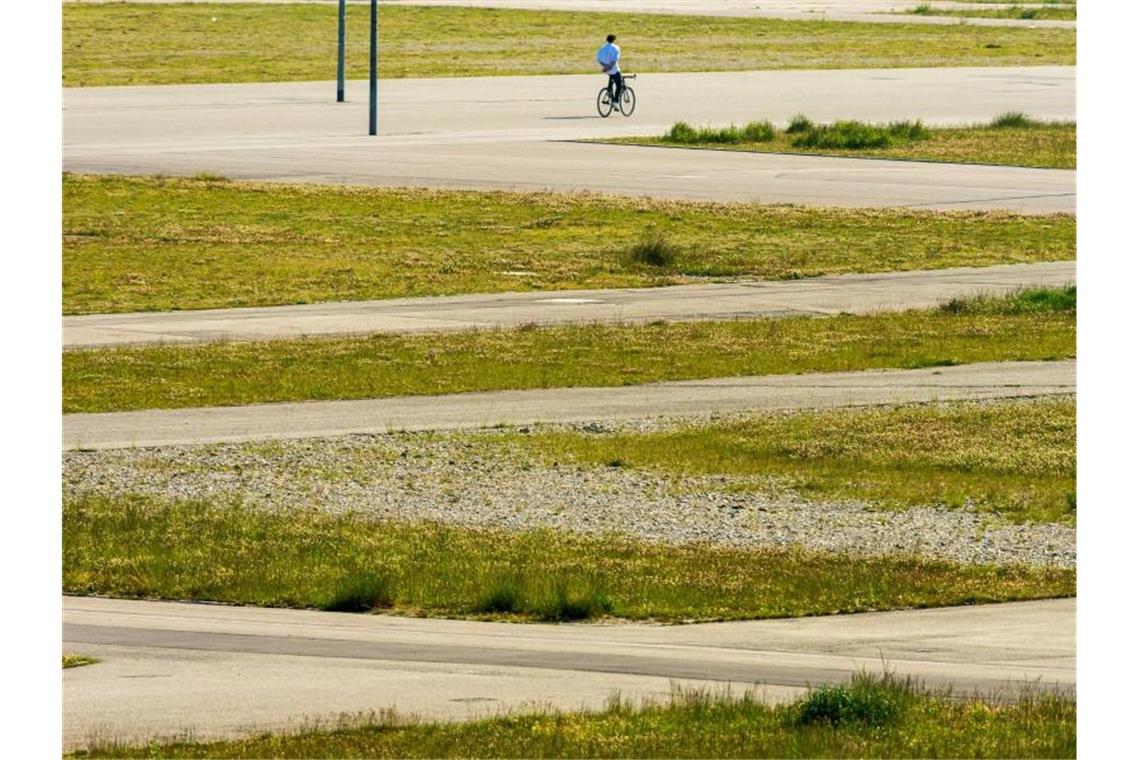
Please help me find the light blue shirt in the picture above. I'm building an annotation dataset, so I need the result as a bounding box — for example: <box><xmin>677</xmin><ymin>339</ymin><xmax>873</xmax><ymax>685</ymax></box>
<box><xmin>597</xmin><ymin>42</ymin><xmax>621</xmax><ymax>74</ymax></box>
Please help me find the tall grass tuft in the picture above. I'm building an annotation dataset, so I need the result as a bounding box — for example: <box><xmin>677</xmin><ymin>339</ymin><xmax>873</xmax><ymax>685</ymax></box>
<box><xmin>792</xmin><ymin>120</ymin><xmax>891</xmax><ymax>149</ymax></box>
<box><xmin>627</xmin><ymin>227</ymin><xmax>681</xmax><ymax>268</ymax></box>
<box><xmin>474</xmin><ymin>573</ymin><xmax>613</xmax><ymax>619</ymax></box>
<box><xmin>789</xmin><ymin>119</ymin><xmax>928</xmax><ymax>150</ymax></box>
<box><xmin>536</xmin><ymin>577</ymin><xmax>614</xmax><ymax>621</ymax></box>
<box><xmin>940</xmin><ymin>285</ymin><xmax>1075</xmax><ymax>315</ymax></box>
<box><xmin>743</xmin><ymin>120</ymin><xmax>776</xmax><ymax>142</ymax></box>
<box><xmin>991</xmin><ymin>111</ymin><xmax>1037</xmax><ymax>128</ymax></box>
<box><xmin>888</xmin><ymin>120</ymin><xmax>930</xmax><ymax>141</ymax></box>
<box><xmin>324</xmin><ymin>569</ymin><xmax>394</xmax><ymax>612</ymax></box>
<box><xmin>786</xmin><ymin>114</ymin><xmax>814</xmax><ymax>134</ymax></box>
<box><xmin>666</xmin><ymin>121</ymin><xmax>699</xmax><ymax>143</ymax></box>
<box><xmin>475</xmin><ymin>574</ymin><xmax>525</xmax><ymax>614</ymax></box>
<box><xmin>664</xmin><ymin>120</ymin><xmax>774</xmax><ymax>145</ymax></box>
<box><xmin>795</xmin><ymin>672</ymin><xmax>917</xmax><ymax>728</ymax></box>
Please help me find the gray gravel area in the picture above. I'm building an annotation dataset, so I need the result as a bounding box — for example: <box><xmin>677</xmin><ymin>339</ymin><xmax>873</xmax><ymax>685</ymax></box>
<box><xmin>63</xmin><ymin>413</ymin><xmax>1075</xmax><ymax>569</ymax></box>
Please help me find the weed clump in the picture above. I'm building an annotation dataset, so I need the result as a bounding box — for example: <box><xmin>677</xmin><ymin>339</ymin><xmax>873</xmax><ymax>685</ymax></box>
<box><xmin>786</xmin><ymin>114</ymin><xmax>814</xmax><ymax>134</ymax></box>
<box><xmin>940</xmin><ymin>286</ymin><xmax>1075</xmax><ymax>316</ymax></box>
<box><xmin>627</xmin><ymin>228</ymin><xmax>681</xmax><ymax>268</ymax></box>
<box><xmin>664</xmin><ymin>120</ymin><xmax>774</xmax><ymax>145</ymax></box>
<box><xmin>887</xmin><ymin>120</ymin><xmax>930</xmax><ymax>141</ymax></box>
<box><xmin>991</xmin><ymin>111</ymin><xmax>1037</xmax><ymax>129</ymax></box>
<box><xmin>796</xmin><ymin>673</ymin><xmax>914</xmax><ymax>728</ymax></box>
<box><xmin>790</xmin><ymin>119</ymin><xmax>929</xmax><ymax>150</ymax></box>
<box><xmin>475</xmin><ymin>574</ymin><xmax>525</xmax><ymax>614</ymax></box>
<box><xmin>324</xmin><ymin>569</ymin><xmax>394</xmax><ymax>612</ymax></box>
<box><xmin>190</xmin><ymin>171</ymin><xmax>230</xmax><ymax>183</ymax></box>
<box><xmin>537</xmin><ymin>578</ymin><xmax>614</xmax><ymax>622</ymax></box>
<box><xmin>666</xmin><ymin>121</ymin><xmax>699</xmax><ymax>143</ymax></box>
<box><xmin>473</xmin><ymin>573</ymin><xmax>613</xmax><ymax>620</ymax></box>
<box><xmin>743</xmin><ymin>120</ymin><xmax>776</xmax><ymax>142</ymax></box>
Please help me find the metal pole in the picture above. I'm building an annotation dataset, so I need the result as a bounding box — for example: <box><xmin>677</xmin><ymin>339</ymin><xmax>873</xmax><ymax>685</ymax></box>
<box><xmin>336</xmin><ymin>0</ymin><xmax>346</xmax><ymax>102</ymax></box>
<box><xmin>369</xmin><ymin>0</ymin><xmax>378</xmax><ymax>135</ymax></box>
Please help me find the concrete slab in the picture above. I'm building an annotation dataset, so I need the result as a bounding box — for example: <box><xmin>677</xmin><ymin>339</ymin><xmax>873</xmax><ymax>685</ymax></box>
<box><xmin>63</xmin><ymin>360</ymin><xmax>1075</xmax><ymax>450</ymax></box>
<box><xmin>65</xmin><ymin>262</ymin><xmax>1075</xmax><ymax>348</ymax></box>
<box><xmin>64</xmin><ymin>68</ymin><xmax>1075</xmax><ymax>212</ymax></box>
<box><xmin>63</xmin><ymin>595</ymin><xmax>1075</xmax><ymax>751</ymax></box>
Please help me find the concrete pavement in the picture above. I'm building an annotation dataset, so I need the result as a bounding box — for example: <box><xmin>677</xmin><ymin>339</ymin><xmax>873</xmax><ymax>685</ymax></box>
<box><xmin>63</xmin><ymin>595</ymin><xmax>1075</xmax><ymax>750</ymax></box>
<box><xmin>64</xmin><ymin>67</ymin><xmax>1075</xmax><ymax>212</ymax></box>
<box><xmin>64</xmin><ymin>360</ymin><xmax>1074</xmax><ymax>450</ymax></box>
<box><xmin>65</xmin><ymin>262</ymin><xmax>1075</xmax><ymax>348</ymax></box>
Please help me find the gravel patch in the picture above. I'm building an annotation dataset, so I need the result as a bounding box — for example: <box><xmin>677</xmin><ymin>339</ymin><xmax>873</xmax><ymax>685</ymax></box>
<box><xmin>63</xmin><ymin>419</ymin><xmax>1074</xmax><ymax>569</ymax></box>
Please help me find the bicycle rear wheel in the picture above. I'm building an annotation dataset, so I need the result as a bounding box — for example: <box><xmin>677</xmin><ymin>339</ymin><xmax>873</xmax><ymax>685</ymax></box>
<box><xmin>619</xmin><ymin>87</ymin><xmax>636</xmax><ymax>117</ymax></box>
<box><xmin>597</xmin><ymin>87</ymin><xmax>614</xmax><ymax>118</ymax></box>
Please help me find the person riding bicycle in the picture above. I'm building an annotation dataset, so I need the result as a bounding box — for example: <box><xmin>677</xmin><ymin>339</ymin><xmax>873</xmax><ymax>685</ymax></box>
<box><xmin>597</xmin><ymin>34</ymin><xmax>623</xmax><ymax>104</ymax></box>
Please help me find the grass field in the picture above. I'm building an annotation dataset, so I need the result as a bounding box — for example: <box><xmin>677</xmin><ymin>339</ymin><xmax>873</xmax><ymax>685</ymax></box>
<box><xmin>909</xmin><ymin>4</ymin><xmax>1076</xmax><ymax>21</ymax></box>
<box><xmin>72</xmin><ymin>674</ymin><xmax>1075</xmax><ymax>759</ymax></box>
<box><xmin>492</xmin><ymin>396</ymin><xmax>1075</xmax><ymax>523</ymax></box>
<box><xmin>62</xmin><ymin>289</ymin><xmax>1075</xmax><ymax>413</ymax></box>
<box><xmin>63</xmin><ymin>654</ymin><xmax>99</xmax><ymax>670</ymax></box>
<box><xmin>63</xmin><ymin>175</ymin><xmax>1076</xmax><ymax>315</ymax></box>
<box><xmin>62</xmin><ymin>4</ymin><xmax>1075</xmax><ymax>87</ymax></box>
<box><xmin>63</xmin><ymin>493</ymin><xmax>1074</xmax><ymax>622</ymax></box>
<box><xmin>612</xmin><ymin>116</ymin><xmax>1075</xmax><ymax>169</ymax></box>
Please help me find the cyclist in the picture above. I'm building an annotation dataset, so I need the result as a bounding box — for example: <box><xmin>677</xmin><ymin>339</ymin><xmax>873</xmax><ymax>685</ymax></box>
<box><xmin>597</xmin><ymin>34</ymin><xmax>623</xmax><ymax>105</ymax></box>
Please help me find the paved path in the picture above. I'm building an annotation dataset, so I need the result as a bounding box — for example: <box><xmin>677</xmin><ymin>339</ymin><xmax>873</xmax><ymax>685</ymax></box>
<box><xmin>66</xmin><ymin>262</ymin><xmax>1074</xmax><ymax>348</ymax></box>
<box><xmin>63</xmin><ymin>595</ymin><xmax>1075</xmax><ymax>750</ymax></box>
<box><xmin>64</xmin><ymin>360</ymin><xmax>1074</xmax><ymax>450</ymax></box>
<box><xmin>64</xmin><ymin>67</ymin><xmax>1075</xmax><ymax>212</ymax></box>
<box><xmin>66</xmin><ymin>1</ymin><xmax>1077</xmax><ymax>28</ymax></box>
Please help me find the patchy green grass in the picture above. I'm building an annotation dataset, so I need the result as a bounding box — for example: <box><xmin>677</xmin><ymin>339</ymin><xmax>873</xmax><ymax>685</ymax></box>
<box><xmin>940</xmin><ymin>283</ymin><xmax>1075</xmax><ymax>314</ymax></box>
<box><xmin>62</xmin><ymin>290</ymin><xmax>1075</xmax><ymax>413</ymax></box>
<box><xmin>63</xmin><ymin>4</ymin><xmax>1075</xmax><ymax>87</ymax></box>
<box><xmin>492</xmin><ymin>397</ymin><xmax>1076</xmax><ymax>523</ymax></box>
<box><xmin>63</xmin><ymin>175</ymin><xmax>1075</xmax><ymax>314</ymax></box>
<box><xmin>909</xmin><ymin>4</ymin><xmax>1076</xmax><ymax>21</ymax></box>
<box><xmin>63</xmin><ymin>654</ymin><xmax>99</xmax><ymax>670</ymax></box>
<box><xmin>63</xmin><ymin>494</ymin><xmax>1074</xmax><ymax>623</ymax></box>
<box><xmin>71</xmin><ymin>673</ymin><xmax>1075</xmax><ymax>758</ymax></box>
<box><xmin>665</xmin><ymin>120</ymin><xmax>778</xmax><ymax>144</ymax></box>
<box><xmin>613</xmin><ymin>117</ymin><xmax>1075</xmax><ymax>169</ymax></box>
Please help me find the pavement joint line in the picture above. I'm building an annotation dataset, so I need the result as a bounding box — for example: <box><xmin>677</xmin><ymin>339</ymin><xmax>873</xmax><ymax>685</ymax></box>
<box><xmin>900</xmin><ymin>192</ymin><xmax>1076</xmax><ymax>208</ymax></box>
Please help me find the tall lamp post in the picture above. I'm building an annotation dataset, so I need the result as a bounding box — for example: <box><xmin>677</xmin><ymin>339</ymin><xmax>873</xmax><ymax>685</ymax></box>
<box><xmin>369</xmin><ymin>0</ymin><xmax>378</xmax><ymax>135</ymax></box>
<box><xmin>336</xmin><ymin>0</ymin><xmax>346</xmax><ymax>102</ymax></box>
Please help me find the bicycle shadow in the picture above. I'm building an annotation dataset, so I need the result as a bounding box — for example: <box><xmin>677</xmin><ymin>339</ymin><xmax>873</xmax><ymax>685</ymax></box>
<box><xmin>543</xmin><ymin>115</ymin><xmax>608</xmax><ymax>120</ymax></box>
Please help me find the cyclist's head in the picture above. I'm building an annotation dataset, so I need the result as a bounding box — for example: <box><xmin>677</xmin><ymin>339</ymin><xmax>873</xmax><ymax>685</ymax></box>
<box><xmin>606</xmin><ymin>34</ymin><xmax>617</xmax><ymax>43</ymax></box>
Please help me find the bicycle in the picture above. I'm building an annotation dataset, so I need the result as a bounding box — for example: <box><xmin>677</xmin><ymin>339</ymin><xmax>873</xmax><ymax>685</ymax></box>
<box><xmin>597</xmin><ymin>74</ymin><xmax>636</xmax><ymax>118</ymax></box>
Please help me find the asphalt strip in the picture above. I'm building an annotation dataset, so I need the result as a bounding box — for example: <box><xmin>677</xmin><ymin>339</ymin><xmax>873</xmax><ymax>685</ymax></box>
<box><xmin>65</xmin><ymin>262</ymin><xmax>1075</xmax><ymax>349</ymax></box>
<box><xmin>64</xmin><ymin>360</ymin><xmax>1074</xmax><ymax>450</ymax></box>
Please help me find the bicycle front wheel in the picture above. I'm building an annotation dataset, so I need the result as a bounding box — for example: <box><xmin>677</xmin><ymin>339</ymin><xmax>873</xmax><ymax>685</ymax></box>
<box><xmin>619</xmin><ymin>87</ymin><xmax>636</xmax><ymax>117</ymax></box>
<box><xmin>597</xmin><ymin>87</ymin><xmax>614</xmax><ymax>118</ymax></box>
